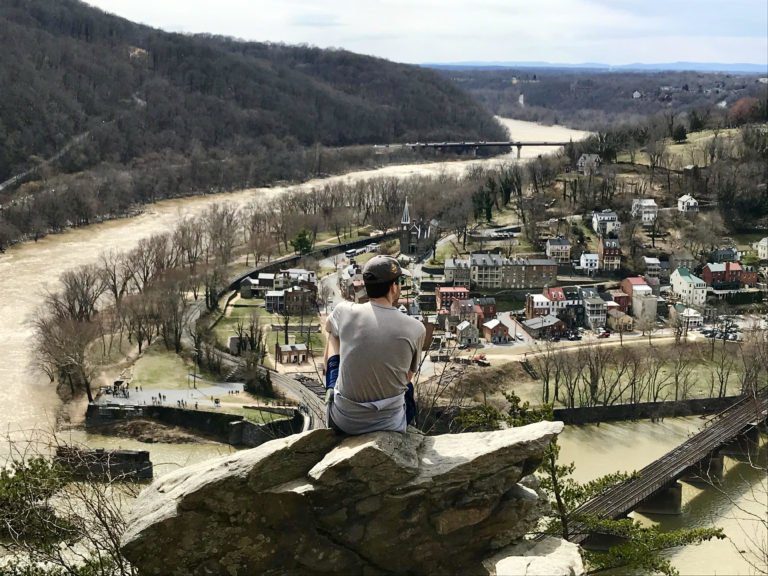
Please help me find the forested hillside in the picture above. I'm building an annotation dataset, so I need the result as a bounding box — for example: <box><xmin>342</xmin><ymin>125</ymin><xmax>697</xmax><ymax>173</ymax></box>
<box><xmin>0</xmin><ymin>0</ymin><xmax>504</xmax><ymax>184</ymax></box>
<box><xmin>439</xmin><ymin>67</ymin><xmax>767</xmax><ymax>129</ymax></box>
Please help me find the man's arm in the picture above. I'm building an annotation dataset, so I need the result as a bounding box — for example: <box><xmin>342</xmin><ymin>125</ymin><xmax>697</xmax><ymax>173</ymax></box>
<box><xmin>408</xmin><ymin>325</ymin><xmax>427</xmax><ymax>383</ymax></box>
<box><xmin>324</xmin><ymin>333</ymin><xmax>340</xmax><ymax>364</ymax></box>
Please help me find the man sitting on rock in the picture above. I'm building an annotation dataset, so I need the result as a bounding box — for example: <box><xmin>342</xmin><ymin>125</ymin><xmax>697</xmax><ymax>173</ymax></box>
<box><xmin>324</xmin><ymin>255</ymin><xmax>426</xmax><ymax>434</ymax></box>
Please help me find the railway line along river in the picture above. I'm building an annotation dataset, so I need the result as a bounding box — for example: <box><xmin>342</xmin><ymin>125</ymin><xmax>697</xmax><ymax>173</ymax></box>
<box><xmin>1</xmin><ymin>118</ymin><xmax>764</xmax><ymax>574</ymax></box>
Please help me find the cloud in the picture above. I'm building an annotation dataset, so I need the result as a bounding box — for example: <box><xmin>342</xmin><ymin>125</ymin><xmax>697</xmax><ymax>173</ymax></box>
<box><xmin>82</xmin><ymin>0</ymin><xmax>767</xmax><ymax>65</ymax></box>
<box><xmin>290</xmin><ymin>13</ymin><xmax>341</xmax><ymax>28</ymax></box>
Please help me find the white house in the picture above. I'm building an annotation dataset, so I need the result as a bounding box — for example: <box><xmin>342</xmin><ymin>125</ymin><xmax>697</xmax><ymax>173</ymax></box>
<box><xmin>455</xmin><ymin>321</ymin><xmax>479</xmax><ymax>346</ymax></box>
<box><xmin>670</xmin><ymin>267</ymin><xmax>707</xmax><ymax>307</ymax></box>
<box><xmin>755</xmin><ymin>237</ymin><xmax>768</xmax><ymax>260</ymax></box>
<box><xmin>631</xmin><ymin>198</ymin><xmax>658</xmax><ymax>226</ymax></box>
<box><xmin>591</xmin><ymin>210</ymin><xmax>621</xmax><ymax>236</ymax></box>
<box><xmin>580</xmin><ymin>253</ymin><xmax>599</xmax><ymax>274</ymax></box>
<box><xmin>677</xmin><ymin>194</ymin><xmax>699</xmax><ymax>213</ymax></box>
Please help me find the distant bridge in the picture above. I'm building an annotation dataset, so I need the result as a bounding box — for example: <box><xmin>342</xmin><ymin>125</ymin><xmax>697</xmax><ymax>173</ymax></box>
<box><xmin>404</xmin><ymin>140</ymin><xmax>573</xmax><ymax>158</ymax></box>
<box><xmin>565</xmin><ymin>389</ymin><xmax>768</xmax><ymax>545</ymax></box>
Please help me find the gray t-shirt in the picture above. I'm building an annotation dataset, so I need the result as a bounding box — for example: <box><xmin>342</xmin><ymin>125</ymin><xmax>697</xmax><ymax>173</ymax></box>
<box><xmin>326</xmin><ymin>301</ymin><xmax>426</xmax><ymax>403</ymax></box>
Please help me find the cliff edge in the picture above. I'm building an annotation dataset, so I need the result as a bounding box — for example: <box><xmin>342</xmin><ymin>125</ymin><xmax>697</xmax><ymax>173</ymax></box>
<box><xmin>121</xmin><ymin>422</ymin><xmax>583</xmax><ymax>575</ymax></box>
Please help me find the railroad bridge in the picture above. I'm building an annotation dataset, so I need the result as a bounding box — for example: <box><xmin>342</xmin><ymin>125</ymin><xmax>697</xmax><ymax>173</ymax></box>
<box><xmin>406</xmin><ymin>140</ymin><xmax>572</xmax><ymax>158</ymax></box>
<box><xmin>567</xmin><ymin>389</ymin><xmax>767</xmax><ymax>547</ymax></box>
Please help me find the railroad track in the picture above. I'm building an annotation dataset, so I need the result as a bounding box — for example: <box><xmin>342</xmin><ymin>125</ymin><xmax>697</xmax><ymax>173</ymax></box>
<box><xmin>564</xmin><ymin>389</ymin><xmax>767</xmax><ymax>543</ymax></box>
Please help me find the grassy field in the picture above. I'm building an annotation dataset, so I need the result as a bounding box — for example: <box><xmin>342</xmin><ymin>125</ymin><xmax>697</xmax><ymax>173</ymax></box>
<box><xmin>616</xmin><ymin>127</ymin><xmax>743</xmax><ymax>168</ymax></box>
<box><xmin>495</xmin><ymin>340</ymin><xmax>750</xmax><ymax>408</ymax></box>
<box><xmin>130</xmin><ymin>346</ymin><xmax>194</xmax><ymax>390</ymax></box>
<box><xmin>213</xmin><ymin>297</ymin><xmax>271</xmax><ymax>344</ymax></box>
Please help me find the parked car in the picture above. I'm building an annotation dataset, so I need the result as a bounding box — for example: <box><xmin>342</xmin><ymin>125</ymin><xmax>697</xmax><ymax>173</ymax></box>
<box><xmin>598</xmin><ymin>331</ymin><xmax>611</xmax><ymax>339</ymax></box>
<box><xmin>516</xmin><ymin>333</ymin><xmax>525</xmax><ymax>341</ymax></box>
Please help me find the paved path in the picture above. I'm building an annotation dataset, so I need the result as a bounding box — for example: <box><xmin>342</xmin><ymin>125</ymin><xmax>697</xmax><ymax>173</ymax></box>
<box><xmin>96</xmin><ymin>380</ymin><xmax>263</xmax><ymax>411</ymax></box>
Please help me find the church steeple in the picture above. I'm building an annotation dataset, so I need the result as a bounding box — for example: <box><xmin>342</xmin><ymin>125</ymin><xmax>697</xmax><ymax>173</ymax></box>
<box><xmin>401</xmin><ymin>197</ymin><xmax>410</xmax><ymax>226</ymax></box>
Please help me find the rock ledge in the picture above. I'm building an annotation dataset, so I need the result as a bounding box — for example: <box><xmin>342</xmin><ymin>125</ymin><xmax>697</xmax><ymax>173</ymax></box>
<box><xmin>122</xmin><ymin>421</ymin><xmax>582</xmax><ymax>575</ymax></box>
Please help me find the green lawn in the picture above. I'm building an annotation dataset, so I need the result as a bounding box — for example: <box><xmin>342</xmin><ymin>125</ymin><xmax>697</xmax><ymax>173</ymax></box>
<box><xmin>131</xmin><ymin>346</ymin><xmax>194</xmax><ymax>390</ymax></box>
<box><xmin>266</xmin><ymin>326</ymin><xmax>326</xmax><ymax>357</ymax></box>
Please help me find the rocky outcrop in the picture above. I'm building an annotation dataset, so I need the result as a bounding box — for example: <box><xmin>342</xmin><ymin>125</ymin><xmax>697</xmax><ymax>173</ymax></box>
<box><xmin>121</xmin><ymin>422</ymin><xmax>582</xmax><ymax>576</ymax></box>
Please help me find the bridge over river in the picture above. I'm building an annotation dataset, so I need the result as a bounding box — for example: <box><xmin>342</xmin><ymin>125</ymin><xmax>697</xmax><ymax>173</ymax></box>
<box><xmin>404</xmin><ymin>140</ymin><xmax>573</xmax><ymax>158</ymax></box>
<box><xmin>565</xmin><ymin>389</ymin><xmax>768</xmax><ymax>545</ymax></box>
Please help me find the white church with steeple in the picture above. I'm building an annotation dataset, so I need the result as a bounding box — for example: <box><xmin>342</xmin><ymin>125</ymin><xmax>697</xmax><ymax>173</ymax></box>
<box><xmin>399</xmin><ymin>198</ymin><xmax>438</xmax><ymax>259</ymax></box>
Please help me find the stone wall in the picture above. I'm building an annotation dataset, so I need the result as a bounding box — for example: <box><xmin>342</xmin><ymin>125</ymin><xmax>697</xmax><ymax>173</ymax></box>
<box><xmin>86</xmin><ymin>403</ymin><xmax>304</xmax><ymax>448</ymax></box>
<box><xmin>121</xmin><ymin>423</ymin><xmax>584</xmax><ymax>576</ymax></box>
<box><xmin>553</xmin><ymin>395</ymin><xmax>741</xmax><ymax>425</ymax></box>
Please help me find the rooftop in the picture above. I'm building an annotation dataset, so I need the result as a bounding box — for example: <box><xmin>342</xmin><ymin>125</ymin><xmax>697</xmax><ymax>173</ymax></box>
<box><xmin>705</xmin><ymin>262</ymin><xmax>743</xmax><ymax>272</ymax></box>
<box><xmin>522</xmin><ymin>314</ymin><xmax>562</xmax><ymax>329</ymax></box>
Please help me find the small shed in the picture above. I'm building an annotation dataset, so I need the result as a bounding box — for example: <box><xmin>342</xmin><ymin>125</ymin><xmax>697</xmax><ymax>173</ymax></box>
<box><xmin>274</xmin><ymin>343</ymin><xmax>308</xmax><ymax>364</ymax></box>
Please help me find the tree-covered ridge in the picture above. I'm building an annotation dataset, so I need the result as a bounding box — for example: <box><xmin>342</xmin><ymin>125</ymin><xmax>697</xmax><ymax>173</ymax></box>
<box><xmin>0</xmin><ymin>0</ymin><xmax>506</xmax><ymax>182</ymax></box>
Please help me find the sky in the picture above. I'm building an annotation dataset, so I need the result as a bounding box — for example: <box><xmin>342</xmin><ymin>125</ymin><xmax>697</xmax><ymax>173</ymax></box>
<box><xmin>84</xmin><ymin>0</ymin><xmax>768</xmax><ymax>66</ymax></box>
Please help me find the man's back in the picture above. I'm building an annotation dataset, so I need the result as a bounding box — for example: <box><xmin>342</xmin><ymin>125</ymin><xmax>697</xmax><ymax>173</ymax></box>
<box><xmin>328</xmin><ymin>301</ymin><xmax>425</xmax><ymax>403</ymax></box>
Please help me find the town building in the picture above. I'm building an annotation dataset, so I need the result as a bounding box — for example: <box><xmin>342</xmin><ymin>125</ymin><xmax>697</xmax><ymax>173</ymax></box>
<box><xmin>265</xmin><ymin>290</ymin><xmax>285</xmax><ymax>313</ymax></box>
<box><xmin>557</xmin><ymin>286</ymin><xmax>585</xmax><ymax>328</ymax></box>
<box><xmin>444</xmin><ymin>258</ymin><xmax>471</xmax><ymax>287</ymax></box>
<box><xmin>632</xmin><ymin>292</ymin><xmax>658</xmax><ymax>328</ymax></box>
<box><xmin>470</xmin><ymin>253</ymin><xmax>505</xmax><ymax>288</ymax></box>
<box><xmin>670</xmin><ymin>250</ymin><xmax>696</xmax><ymax>271</ymax></box>
<box><xmin>274</xmin><ymin>268</ymin><xmax>317</xmax><ymax>290</ymax></box>
<box><xmin>399</xmin><ymin>198</ymin><xmax>437</xmax><ymax>259</ymax></box>
<box><xmin>577</xmin><ymin>154</ymin><xmax>601</xmax><ymax>175</ymax></box>
<box><xmin>677</xmin><ymin>194</ymin><xmax>699</xmax><ymax>213</ymax></box>
<box><xmin>435</xmin><ymin>286</ymin><xmax>470</xmax><ymax>312</ymax></box>
<box><xmin>670</xmin><ymin>267</ymin><xmax>707</xmax><ymax>307</ymax></box>
<box><xmin>631</xmin><ymin>198</ymin><xmax>658</xmax><ymax>226</ymax></box>
<box><xmin>591</xmin><ymin>210</ymin><xmax>621</xmax><ymax>237</ymax></box>
<box><xmin>620</xmin><ymin>276</ymin><xmax>652</xmax><ymax>310</ymax></box>
<box><xmin>482</xmin><ymin>319</ymin><xmax>510</xmax><ymax>343</ymax></box>
<box><xmin>283</xmin><ymin>286</ymin><xmax>315</xmax><ymax>316</ymax></box>
<box><xmin>607</xmin><ymin>309</ymin><xmax>634</xmax><ymax>332</ymax></box>
<box><xmin>525</xmin><ymin>294</ymin><xmax>552</xmax><ymax>319</ymax></box>
<box><xmin>670</xmin><ymin>304</ymin><xmax>703</xmax><ymax>330</ymax></box>
<box><xmin>583</xmin><ymin>297</ymin><xmax>607</xmax><ymax>329</ymax></box>
<box><xmin>455</xmin><ymin>321</ymin><xmax>479</xmax><ymax>346</ymax></box>
<box><xmin>643</xmin><ymin>256</ymin><xmax>661</xmax><ymax>278</ymax></box>
<box><xmin>543</xmin><ymin>286</ymin><xmax>566</xmax><ymax>315</ymax></box>
<box><xmin>450</xmin><ymin>299</ymin><xmax>482</xmax><ymax>329</ymax></box>
<box><xmin>274</xmin><ymin>342</ymin><xmax>308</xmax><ymax>364</ymax></box>
<box><xmin>709</xmin><ymin>247</ymin><xmax>740</xmax><ymax>263</ymax></box>
<box><xmin>755</xmin><ymin>237</ymin><xmax>768</xmax><ymax>260</ymax></box>
<box><xmin>598</xmin><ymin>237</ymin><xmax>621</xmax><ymax>271</ymax></box>
<box><xmin>474</xmin><ymin>297</ymin><xmax>497</xmax><ymax>321</ymax></box>
<box><xmin>579</xmin><ymin>253</ymin><xmax>599</xmax><ymax>275</ymax></box>
<box><xmin>607</xmin><ymin>289</ymin><xmax>630</xmax><ymax>313</ymax></box>
<box><xmin>521</xmin><ymin>314</ymin><xmax>567</xmax><ymax>339</ymax></box>
<box><xmin>545</xmin><ymin>237</ymin><xmax>571</xmax><ymax>263</ymax></box>
<box><xmin>239</xmin><ymin>277</ymin><xmax>258</xmax><ymax>299</ymax></box>
<box><xmin>702</xmin><ymin>262</ymin><xmax>758</xmax><ymax>290</ymax></box>
<box><xmin>469</xmin><ymin>253</ymin><xmax>557</xmax><ymax>289</ymax></box>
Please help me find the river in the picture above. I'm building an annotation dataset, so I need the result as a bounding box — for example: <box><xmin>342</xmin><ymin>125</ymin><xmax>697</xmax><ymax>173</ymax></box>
<box><xmin>1</xmin><ymin>118</ymin><xmax>764</xmax><ymax>574</ymax></box>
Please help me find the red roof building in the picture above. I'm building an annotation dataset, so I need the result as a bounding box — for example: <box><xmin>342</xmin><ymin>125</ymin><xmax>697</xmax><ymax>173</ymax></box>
<box><xmin>436</xmin><ymin>286</ymin><xmax>470</xmax><ymax>311</ymax></box>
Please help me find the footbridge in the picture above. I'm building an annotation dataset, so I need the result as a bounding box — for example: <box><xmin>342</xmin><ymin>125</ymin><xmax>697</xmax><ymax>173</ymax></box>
<box><xmin>405</xmin><ymin>140</ymin><xmax>572</xmax><ymax>158</ymax></box>
<box><xmin>567</xmin><ymin>389</ymin><xmax>768</xmax><ymax>545</ymax></box>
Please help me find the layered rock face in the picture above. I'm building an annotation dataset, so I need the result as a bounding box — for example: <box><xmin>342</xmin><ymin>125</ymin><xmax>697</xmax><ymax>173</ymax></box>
<box><xmin>121</xmin><ymin>422</ymin><xmax>583</xmax><ymax>575</ymax></box>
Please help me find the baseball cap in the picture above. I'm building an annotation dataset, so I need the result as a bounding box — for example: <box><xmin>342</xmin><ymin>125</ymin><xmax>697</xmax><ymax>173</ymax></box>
<box><xmin>362</xmin><ymin>255</ymin><xmax>411</xmax><ymax>284</ymax></box>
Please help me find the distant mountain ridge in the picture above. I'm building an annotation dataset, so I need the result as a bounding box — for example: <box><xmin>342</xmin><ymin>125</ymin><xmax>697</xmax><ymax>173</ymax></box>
<box><xmin>0</xmin><ymin>0</ymin><xmax>506</xmax><ymax>183</ymax></box>
<box><xmin>425</xmin><ymin>61</ymin><xmax>768</xmax><ymax>74</ymax></box>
